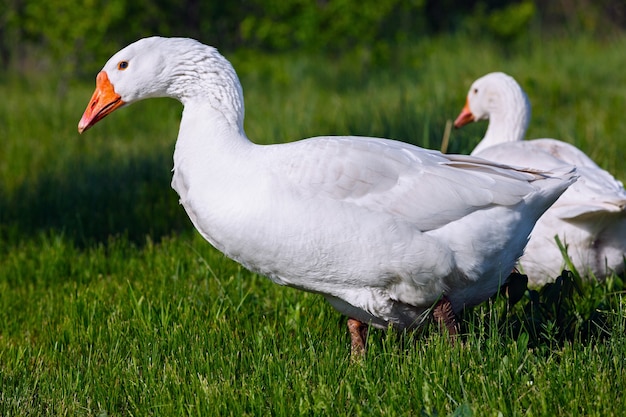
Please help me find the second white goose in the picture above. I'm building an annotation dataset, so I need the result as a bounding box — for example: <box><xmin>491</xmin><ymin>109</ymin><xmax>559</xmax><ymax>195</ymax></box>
<box><xmin>455</xmin><ymin>72</ymin><xmax>626</xmax><ymax>284</ymax></box>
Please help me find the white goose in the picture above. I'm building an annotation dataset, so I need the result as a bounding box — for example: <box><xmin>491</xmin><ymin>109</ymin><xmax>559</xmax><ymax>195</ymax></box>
<box><xmin>455</xmin><ymin>72</ymin><xmax>626</xmax><ymax>284</ymax></box>
<box><xmin>78</xmin><ymin>38</ymin><xmax>576</xmax><ymax>354</ymax></box>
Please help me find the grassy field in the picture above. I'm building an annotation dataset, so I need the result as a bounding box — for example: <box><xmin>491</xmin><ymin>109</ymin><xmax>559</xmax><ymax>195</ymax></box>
<box><xmin>1</xmin><ymin>33</ymin><xmax>626</xmax><ymax>416</ymax></box>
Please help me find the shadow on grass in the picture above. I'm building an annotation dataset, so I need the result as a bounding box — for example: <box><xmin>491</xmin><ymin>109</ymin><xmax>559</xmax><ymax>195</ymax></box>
<box><xmin>459</xmin><ymin>269</ymin><xmax>625</xmax><ymax>349</ymax></box>
<box><xmin>0</xmin><ymin>150</ymin><xmax>191</xmax><ymax>247</ymax></box>
<box><xmin>366</xmin><ymin>268</ymin><xmax>625</xmax><ymax>356</ymax></box>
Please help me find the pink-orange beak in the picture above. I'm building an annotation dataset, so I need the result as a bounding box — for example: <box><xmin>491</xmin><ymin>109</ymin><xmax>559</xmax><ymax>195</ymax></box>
<box><xmin>78</xmin><ymin>71</ymin><xmax>124</xmax><ymax>133</ymax></box>
<box><xmin>453</xmin><ymin>98</ymin><xmax>475</xmax><ymax>129</ymax></box>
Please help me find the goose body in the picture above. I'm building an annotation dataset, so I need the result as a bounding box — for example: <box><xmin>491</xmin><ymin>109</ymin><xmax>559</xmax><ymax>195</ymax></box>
<box><xmin>455</xmin><ymin>72</ymin><xmax>626</xmax><ymax>284</ymax></box>
<box><xmin>78</xmin><ymin>38</ymin><xmax>576</xmax><ymax>347</ymax></box>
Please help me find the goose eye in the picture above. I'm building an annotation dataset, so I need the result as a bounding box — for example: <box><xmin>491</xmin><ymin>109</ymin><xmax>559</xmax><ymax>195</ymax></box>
<box><xmin>473</xmin><ymin>88</ymin><xmax>478</xmax><ymax>94</ymax></box>
<box><xmin>118</xmin><ymin>61</ymin><xmax>129</xmax><ymax>70</ymax></box>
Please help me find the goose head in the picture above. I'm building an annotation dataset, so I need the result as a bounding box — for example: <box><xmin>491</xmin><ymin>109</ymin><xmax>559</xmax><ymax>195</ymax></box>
<box><xmin>454</xmin><ymin>72</ymin><xmax>531</xmax><ymax>151</ymax></box>
<box><xmin>78</xmin><ymin>37</ymin><xmax>244</xmax><ymax>133</ymax></box>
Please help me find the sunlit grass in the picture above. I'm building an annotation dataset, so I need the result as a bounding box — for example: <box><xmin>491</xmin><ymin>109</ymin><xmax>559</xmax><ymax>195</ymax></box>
<box><xmin>1</xmin><ymin>33</ymin><xmax>625</xmax><ymax>416</ymax></box>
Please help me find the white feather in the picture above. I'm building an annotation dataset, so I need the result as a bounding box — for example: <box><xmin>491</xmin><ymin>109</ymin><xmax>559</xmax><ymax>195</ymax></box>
<box><xmin>91</xmin><ymin>38</ymin><xmax>576</xmax><ymax>329</ymax></box>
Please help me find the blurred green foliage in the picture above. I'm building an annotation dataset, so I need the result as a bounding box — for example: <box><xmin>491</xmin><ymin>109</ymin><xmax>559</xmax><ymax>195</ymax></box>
<box><xmin>240</xmin><ymin>0</ymin><xmax>427</xmax><ymax>52</ymax></box>
<box><xmin>467</xmin><ymin>1</ymin><xmax>536</xmax><ymax>42</ymax></box>
<box><xmin>1</xmin><ymin>0</ymin><xmax>625</xmax><ymax>77</ymax></box>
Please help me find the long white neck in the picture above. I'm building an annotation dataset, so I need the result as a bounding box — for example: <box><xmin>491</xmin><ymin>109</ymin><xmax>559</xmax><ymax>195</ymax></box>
<box><xmin>164</xmin><ymin>43</ymin><xmax>254</xmax><ymax>174</ymax></box>
<box><xmin>174</xmin><ymin>102</ymin><xmax>251</xmax><ymax>161</ymax></box>
<box><xmin>163</xmin><ymin>45</ymin><xmax>258</xmax><ymax>237</ymax></box>
<box><xmin>470</xmin><ymin>76</ymin><xmax>531</xmax><ymax>155</ymax></box>
<box><xmin>164</xmin><ymin>43</ymin><xmax>246</xmax><ymax>132</ymax></box>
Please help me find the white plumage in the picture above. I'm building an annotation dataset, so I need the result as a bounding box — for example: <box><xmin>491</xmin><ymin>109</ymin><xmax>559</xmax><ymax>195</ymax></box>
<box><xmin>455</xmin><ymin>72</ymin><xmax>626</xmax><ymax>284</ymax></box>
<box><xmin>79</xmin><ymin>38</ymin><xmax>576</xmax><ymax>350</ymax></box>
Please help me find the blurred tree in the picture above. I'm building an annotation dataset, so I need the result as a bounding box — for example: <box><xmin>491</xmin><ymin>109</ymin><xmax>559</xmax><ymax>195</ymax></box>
<box><xmin>536</xmin><ymin>0</ymin><xmax>626</xmax><ymax>35</ymax></box>
<box><xmin>240</xmin><ymin>0</ymin><xmax>427</xmax><ymax>52</ymax></box>
<box><xmin>461</xmin><ymin>1</ymin><xmax>536</xmax><ymax>45</ymax></box>
<box><xmin>20</xmin><ymin>0</ymin><xmax>125</xmax><ymax>80</ymax></box>
<box><xmin>0</xmin><ymin>0</ymin><xmax>23</xmax><ymax>68</ymax></box>
<box><xmin>2</xmin><ymin>0</ymin><xmax>625</xmax><ymax>75</ymax></box>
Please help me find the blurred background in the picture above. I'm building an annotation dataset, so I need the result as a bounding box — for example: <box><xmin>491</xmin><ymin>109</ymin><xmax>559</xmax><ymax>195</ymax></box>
<box><xmin>1</xmin><ymin>5</ymin><xmax>626</xmax><ymax>414</ymax></box>
<box><xmin>2</xmin><ymin>0</ymin><xmax>626</xmax><ymax>246</ymax></box>
<box><xmin>2</xmin><ymin>0</ymin><xmax>626</xmax><ymax>77</ymax></box>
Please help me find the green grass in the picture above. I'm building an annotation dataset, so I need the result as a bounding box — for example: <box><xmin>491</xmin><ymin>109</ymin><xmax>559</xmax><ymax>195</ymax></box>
<box><xmin>1</xmin><ymin>33</ymin><xmax>626</xmax><ymax>416</ymax></box>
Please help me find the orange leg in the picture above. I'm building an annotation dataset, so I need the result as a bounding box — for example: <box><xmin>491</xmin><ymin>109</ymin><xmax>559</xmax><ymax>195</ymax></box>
<box><xmin>347</xmin><ymin>318</ymin><xmax>369</xmax><ymax>357</ymax></box>
<box><xmin>433</xmin><ymin>296</ymin><xmax>459</xmax><ymax>339</ymax></box>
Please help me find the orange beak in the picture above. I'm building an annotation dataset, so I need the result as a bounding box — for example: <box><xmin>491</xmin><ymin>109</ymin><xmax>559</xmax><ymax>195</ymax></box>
<box><xmin>453</xmin><ymin>99</ymin><xmax>475</xmax><ymax>129</ymax></box>
<box><xmin>78</xmin><ymin>71</ymin><xmax>124</xmax><ymax>133</ymax></box>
